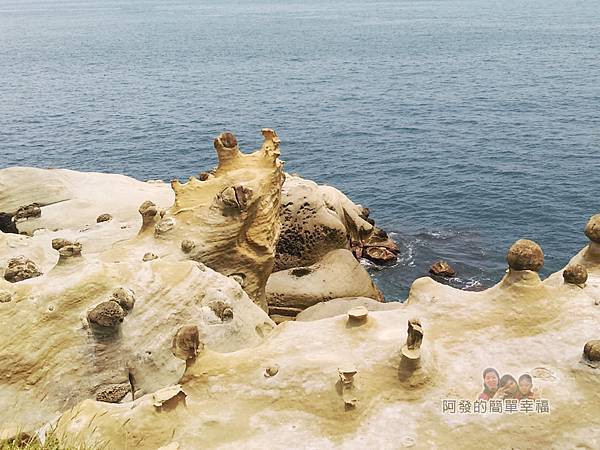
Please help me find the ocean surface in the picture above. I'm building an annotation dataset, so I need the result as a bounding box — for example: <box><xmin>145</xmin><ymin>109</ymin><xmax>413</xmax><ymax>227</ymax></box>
<box><xmin>1</xmin><ymin>0</ymin><xmax>599</xmax><ymax>300</ymax></box>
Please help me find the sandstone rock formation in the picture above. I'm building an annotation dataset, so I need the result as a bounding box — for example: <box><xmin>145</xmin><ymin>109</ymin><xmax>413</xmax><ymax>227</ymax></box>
<box><xmin>49</xmin><ymin>227</ymin><xmax>600</xmax><ymax>448</ymax></box>
<box><xmin>0</xmin><ymin>130</ymin><xmax>290</xmax><ymax>432</ymax></box>
<box><xmin>275</xmin><ymin>174</ymin><xmax>398</xmax><ymax>270</ymax></box>
<box><xmin>0</xmin><ymin>254</ymin><xmax>274</xmax><ymax>431</ymax></box>
<box><xmin>0</xmin><ymin>167</ymin><xmax>174</xmax><ymax>238</ymax></box>
<box><xmin>6</xmin><ymin>145</ymin><xmax>599</xmax><ymax>449</ymax></box>
<box><xmin>296</xmin><ymin>296</ymin><xmax>402</xmax><ymax>322</ymax></box>
<box><xmin>160</xmin><ymin>129</ymin><xmax>285</xmax><ymax>309</ymax></box>
<box><xmin>266</xmin><ymin>249</ymin><xmax>384</xmax><ymax>319</ymax></box>
<box><xmin>563</xmin><ymin>263</ymin><xmax>588</xmax><ymax>286</ymax></box>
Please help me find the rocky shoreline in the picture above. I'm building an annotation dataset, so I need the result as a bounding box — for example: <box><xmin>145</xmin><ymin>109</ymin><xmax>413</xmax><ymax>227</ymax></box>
<box><xmin>0</xmin><ymin>130</ymin><xmax>599</xmax><ymax>448</ymax></box>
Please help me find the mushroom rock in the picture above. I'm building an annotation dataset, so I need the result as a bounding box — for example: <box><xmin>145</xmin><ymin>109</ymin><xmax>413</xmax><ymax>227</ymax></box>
<box><xmin>14</xmin><ymin>203</ymin><xmax>42</xmax><ymax>221</ymax></box>
<box><xmin>582</xmin><ymin>213</ymin><xmax>600</xmax><ymax>263</ymax></box>
<box><xmin>52</xmin><ymin>238</ymin><xmax>73</xmax><ymax>251</ymax></box>
<box><xmin>111</xmin><ymin>287</ymin><xmax>136</xmax><ymax>312</ymax></box>
<box><xmin>266</xmin><ymin>249</ymin><xmax>384</xmax><ymax>311</ymax></box>
<box><xmin>398</xmin><ymin>319</ymin><xmax>423</xmax><ymax>379</ymax></box>
<box><xmin>51</xmin><ymin>248</ymin><xmax>600</xmax><ymax>449</ymax></box>
<box><xmin>160</xmin><ymin>129</ymin><xmax>284</xmax><ymax>310</ymax></box>
<box><xmin>0</xmin><ymin>253</ymin><xmax>273</xmax><ymax>430</ymax></box>
<box><xmin>18</xmin><ymin>215</ymin><xmax>600</xmax><ymax>449</ymax></box>
<box><xmin>296</xmin><ymin>297</ymin><xmax>402</xmax><ymax>322</ymax></box>
<box><xmin>3</xmin><ymin>256</ymin><xmax>42</xmax><ymax>283</ymax></box>
<box><xmin>57</xmin><ymin>242</ymin><xmax>83</xmax><ymax>262</ymax></box>
<box><xmin>497</xmin><ymin>239</ymin><xmax>551</xmax><ymax>299</ymax></box>
<box><xmin>96</xmin><ymin>213</ymin><xmax>113</xmax><ymax>223</ymax></box>
<box><xmin>563</xmin><ymin>264</ymin><xmax>588</xmax><ymax>286</ymax></box>
<box><xmin>429</xmin><ymin>260</ymin><xmax>456</xmax><ymax>278</ymax></box>
<box><xmin>337</xmin><ymin>365</ymin><xmax>358</xmax><ymax>409</ymax></box>
<box><xmin>506</xmin><ymin>239</ymin><xmax>544</xmax><ymax>272</ymax></box>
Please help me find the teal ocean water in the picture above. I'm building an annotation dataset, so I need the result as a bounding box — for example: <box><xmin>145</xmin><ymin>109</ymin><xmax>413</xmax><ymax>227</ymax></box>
<box><xmin>1</xmin><ymin>0</ymin><xmax>599</xmax><ymax>299</ymax></box>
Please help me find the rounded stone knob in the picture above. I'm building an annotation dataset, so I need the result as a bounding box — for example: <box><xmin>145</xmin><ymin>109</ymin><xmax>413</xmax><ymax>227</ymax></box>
<box><xmin>584</xmin><ymin>214</ymin><xmax>600</xmax><ymax>243</ymax></box>
<box><xmin>506</xmin><ymin>239</ymin><xmax>544</xmax><ymax>272</ymax></box>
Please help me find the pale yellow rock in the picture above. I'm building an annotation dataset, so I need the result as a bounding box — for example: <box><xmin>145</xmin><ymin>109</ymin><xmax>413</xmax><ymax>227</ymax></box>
<box><xmin>0</xmin><ymin>130</ymin><xmax>288</xmax><ymax>432</ymax></box>
<box><xmin>152</xmin><ymin>385</ymin><xmax>185</xmax><ymax>407</ymax></box>
<box><xmin>267</xmin><ymin>249</ymin><xmax>384</xmax><ymax>309</ymax></box>
<box><xmin>0</xmin><ymin>256</ymin><xmax>273</xmax><ymax>431</ymax></box>
<box><xmin>296</xmin><ymin>297</ymin><xmax>401</xmax><ymax>322</ymax></box>
<box><xmin>52</xmin><ymin>242</ymin><xmax>600</xmax><ymax>448</ymax></box>
<box><xmin>347</xmin><ymin>306</ymin><xmax>368</xmax><ymax>323</ymax></box>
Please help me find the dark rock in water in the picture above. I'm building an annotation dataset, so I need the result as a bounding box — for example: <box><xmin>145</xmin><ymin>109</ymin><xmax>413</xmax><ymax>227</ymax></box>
<box><xmin>96</xmin><ymin>213</ymin><xmax>113</xmax><ymax>223</ymax></box>
<box><xmin>87</xmin><ymin>301</ymin><xmax>125</xmax><ymax>328</ymax></box>
<box><xmin>14</xmin><ymin>203</ymin><xmax>41</xmax><ymax>221</ymax></box>
<box><xmin>198</xmin><ymin>172</ymin><xmax>210</xmax><ymax>181</ymax></box>
<box><xmin>563</xmin><ymin>264</ymin><xmax>588</xmax><ymax>285</ymax></box>
<box><xmin>3</xmin><ymin>256</ymin><xmax>42</xmax><ymax>283</ymax></box>
<box><xmin>95</xmin><ymin>383</ymin><xmax>131</xmax><ymax>403</ymax></box>
<box><xmin>0</xmin><ymin>212</ymin><xmax>18</xmax><ymax>234</ymax></box>
<box><xmin>429</xmin><ymin>260</ymin><xmax>456</xmax><ymax>278</ymax></box>
<box><xmin>364</xmin><ymin>246</ymin><xmax>396</xmax><ymax>264</ymax></box>
<box><xmin>583</xmin><ymin>340</ymin><xmax>600</xmax><ymax>362</ymax></box>
<box><xmin>506</xmin><ymin>239</ymin><xmax>544</xmax><ymax>272</ymax></box>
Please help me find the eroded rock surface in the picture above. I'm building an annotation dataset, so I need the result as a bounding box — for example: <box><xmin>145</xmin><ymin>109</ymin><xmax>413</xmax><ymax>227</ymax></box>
<box><xmin>0</xmin><ymin>130</ymin><xmax>285</xmax><ymax>431</ymax></box>
<box><xmin>267</xmin><ymin>249</ymin><xmax>384</xmax><ymax>312</ymax></box>
<box><xmin>52</xmin><ymin>234</ymin><xmax>600</xmax><ymax>449</ymax></box>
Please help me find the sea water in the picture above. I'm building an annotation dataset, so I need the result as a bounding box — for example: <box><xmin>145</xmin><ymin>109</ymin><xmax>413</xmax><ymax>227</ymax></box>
<box><xmin>1</xmin><ymin>0</ymin><xmax>599</xmax><ymax>299</ymax></box>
